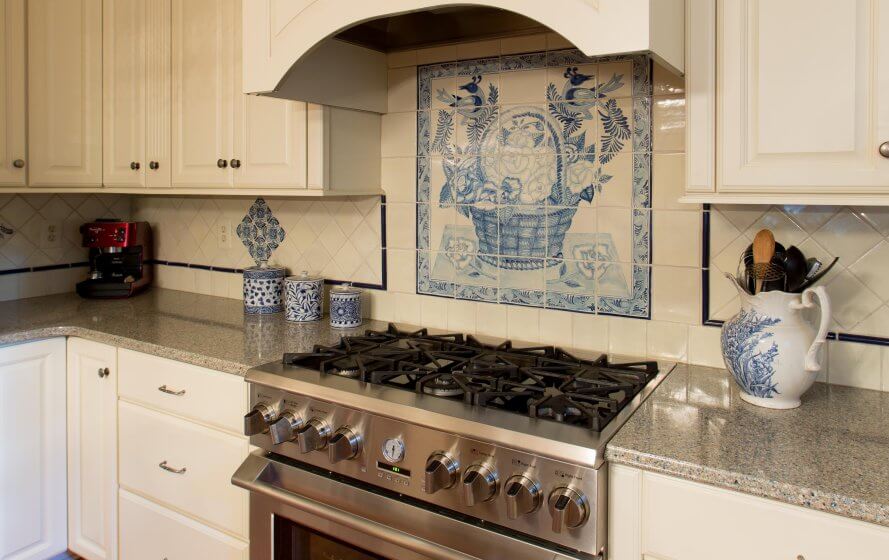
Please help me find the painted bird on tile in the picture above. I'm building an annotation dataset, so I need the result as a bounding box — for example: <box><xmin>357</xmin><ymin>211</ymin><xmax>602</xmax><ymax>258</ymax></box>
<box><xmin>436</xmin><ymin>75</ymin><xmax>485</xmax><ymax>116</ymax></box>
<box><xmin>561</xmin><ymin>67</ymin><xmax>624</xmax><ymax>118</ymax></box>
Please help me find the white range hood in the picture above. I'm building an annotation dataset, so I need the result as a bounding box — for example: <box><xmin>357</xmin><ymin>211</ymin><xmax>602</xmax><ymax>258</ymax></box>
<box><xmin>242</xmin><ymin>0</ymin><xmax>685</xmax><ymax>113</ymax></box>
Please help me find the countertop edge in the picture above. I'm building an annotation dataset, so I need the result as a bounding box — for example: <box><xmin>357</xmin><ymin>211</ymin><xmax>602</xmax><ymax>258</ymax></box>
<box><xmin>0</xmin><ymin>326</ymin><xmax>252</xmax><ymax>377</ymax></box>
<box><xmin>605</xmin><ymin>444</ymin><xmax>889</xmax><ymax>529</ymax></box>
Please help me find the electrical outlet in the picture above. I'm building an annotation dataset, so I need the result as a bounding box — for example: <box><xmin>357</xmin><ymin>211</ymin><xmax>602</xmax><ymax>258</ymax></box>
<box><xmin>40</xmin><ymin>222</ymin><xmax>62</xmax><ymax>249</ymax></box>
<box><xmin>217</xmin><ymin>221</ymin><xmax>233</xmax><ymax>249</ymax></box>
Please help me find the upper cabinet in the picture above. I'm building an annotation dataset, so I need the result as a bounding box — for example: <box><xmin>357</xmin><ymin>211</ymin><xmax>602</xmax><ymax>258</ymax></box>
<box><xmin>241</xmin><ymin>0</ymin><xmax>685</xmax><ymax>111</ymax></box>
<box><xmin>28</xmin><ymin>0</ymin><xmax>103</xmax><ymax>188</ymax></box>
<box><xmin>684</xmin><ymin>0</ymin><xmax>889</xmax><ymax>205</ymax></box>
<box><xmin>0</xmin><ymin>0</ymin><xmax>26</xmax><ymax>187</ymax></box>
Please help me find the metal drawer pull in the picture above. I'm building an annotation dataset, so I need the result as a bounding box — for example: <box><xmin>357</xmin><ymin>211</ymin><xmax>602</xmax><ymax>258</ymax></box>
<box><xmin>97</xmin><ymin>367</ymin><xmax>110</xmax><ymax>378</ymax></box>
<box><xmin>158</xmin><ymin>385</ymin><xmax>186</xmax><ymax>396</ymax></box>
<box><xmin>159</xmin><ymin>460</ymin><xmax>187</xmax><ymax>474</ymax></box>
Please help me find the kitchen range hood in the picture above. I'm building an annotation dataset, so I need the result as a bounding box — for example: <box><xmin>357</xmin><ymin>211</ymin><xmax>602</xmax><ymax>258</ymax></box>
<box><xmin>242</xmin><ymin>0</ymin><xmax>684</xmax><ymax>113</ymax></box>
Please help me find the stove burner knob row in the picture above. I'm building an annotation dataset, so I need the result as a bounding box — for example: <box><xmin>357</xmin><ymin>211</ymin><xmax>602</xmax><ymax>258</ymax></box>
<box><xmin>297</xmin><ymin>418</ymin><xmax>332</xmax><ymax>454</ymax></box>
<box><xmin>328</xmin><ymin>426</ymin><xmax>362</xmax><ymax>463</ymax></box>
<box><xmin>548</xmin><ymin>487</ymin><xmax>590</xmax><ymax>533</ymax></box>
<box><xmin>243</xmin><ymin>403</ymin><xmax>276</xmax><ymax>436</ymax></box>
<box><xmin>504</xmin><ymin>475</ymin><xmax>542</xmax><ymax>519</ymax></box>
<box><xmin>461</xmin><ymin>463</ymin><xmax>499</xmax><ymax>506</ymax></box>
<box><xmin>423</xmin><ymin>452</ymin><xmax>459</xmax><ymax>494</ymax></box>
<box><xmin>268</xmin><ymin>410</ymin><xmax>305</xmax><ymax>445</ymax></box>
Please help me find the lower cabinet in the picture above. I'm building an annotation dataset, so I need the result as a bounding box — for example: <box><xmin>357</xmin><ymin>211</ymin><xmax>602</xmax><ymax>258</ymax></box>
<box><xmin>67</xmin><ymin>338</ymin><xmax>118</xmax><ymax>560</ymax></box>
<box><xmin>609</xmin><ymin>464</ymin><xmax>889</xmax><ymax>560</ymax></box>
<box><xmin>0</xmin><ymin>339</ymin><xmax>67</xmax><ymax>560</ymax></box>
<box><xmin>119</xmin><ymin>489</ymin><xmax>248</xmax><ymax>560</ymax></box>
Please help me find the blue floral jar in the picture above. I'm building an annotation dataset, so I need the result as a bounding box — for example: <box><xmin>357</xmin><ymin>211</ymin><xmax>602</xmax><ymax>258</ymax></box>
<box><xmin>284</xmin><ymin>271</ymin><xmax>323</xmax><ymax>322</ymax></box>
<box><xmin>243</xmin><ymin>264</ymin><xmax>285</xmax><ymax>314</ymax></box>
<box><xmin>329</xmin><ymin>283</ymin><xmax>362</xmax><ymax>329</ymax></box>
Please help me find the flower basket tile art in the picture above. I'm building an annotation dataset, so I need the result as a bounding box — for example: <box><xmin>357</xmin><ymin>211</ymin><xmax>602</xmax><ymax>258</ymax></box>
<box><xmin>416</xmin><ymin>50</ymin><xmax>653</xmax><ymax>317</ymax></box>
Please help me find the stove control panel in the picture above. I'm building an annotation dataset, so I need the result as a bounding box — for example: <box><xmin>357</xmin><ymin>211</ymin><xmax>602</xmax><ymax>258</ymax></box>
<box><xmin>245</xmin><ymin>386</ymin><xmax>604</xmax><ymax>555</ymax></box>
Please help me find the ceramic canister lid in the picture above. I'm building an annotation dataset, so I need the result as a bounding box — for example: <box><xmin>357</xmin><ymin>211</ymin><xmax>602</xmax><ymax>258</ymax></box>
<box><xmin>331</xmin><ymin>282</ymin><xmax>361</xmax><ymax>296</ymax></box>
<box><xmin>285</xmin><ymin>270</ymin><xmax>323</xmax><ymax>283</ymax></box>
<box><xmin>244</xmin><ymin>263</ymin><xmax>286</xmax><ymax>278</ymax></box>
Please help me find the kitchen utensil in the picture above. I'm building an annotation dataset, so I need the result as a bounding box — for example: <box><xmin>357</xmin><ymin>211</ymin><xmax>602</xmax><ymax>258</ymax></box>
<box><xmin>752</xmin><ymin>229</ymin><xmax>775</xmax><ymax>294</ymax></box>
<box><xmin>243</xmin><ymin>263</ymin><xmax>285</xmax><ymax>314</ymax></box>
<box><xmin>329</xmin><ymin>283</ymin><xmax>362</xmax><ymax>328</ymax></box>
<box><xmin>725</xmin><ymin>272</ymin><xmax>751</xmax><ymax>295</ymax></box>
<box><xmin>805</xmin><ymin>258</ymin><xmax>822</xmax><ymax>279</ymax></box>
<box><xmin>796</xmin><ymin>257</ymin><xmax>839</xmax><ymax>292</ymax></box>
<box><xmin>284</xmin><ymin>271</ymin><xmax>323</xmax><ymax>322</ymax></box>
<box><xmin>740</xmin><ymin>241</ymin><xmax>786</xmax><ymax>294</ymax></box>
<box><xmin>783</xmin><ymin>245</ymin><xmax>807</xmax><ymax>292</ymax></box>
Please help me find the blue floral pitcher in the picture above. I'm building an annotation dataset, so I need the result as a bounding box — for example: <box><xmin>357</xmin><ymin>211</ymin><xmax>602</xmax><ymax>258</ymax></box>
<box><xmin>721</xmin><ymin>276</ymin><xmax>831</xmax><ymax>409</ymax></box>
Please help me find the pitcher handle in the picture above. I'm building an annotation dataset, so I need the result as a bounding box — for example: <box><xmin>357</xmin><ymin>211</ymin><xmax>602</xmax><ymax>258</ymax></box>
<box><xmin>789</xmin><ymin>286</ymin><xmax>831</xmax><ymax>372</ymax></box>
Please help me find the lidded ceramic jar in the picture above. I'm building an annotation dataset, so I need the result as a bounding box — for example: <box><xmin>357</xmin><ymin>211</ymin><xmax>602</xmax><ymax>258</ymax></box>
<box><xmin>242</xmin><ymin>262</ymin><xmax>285</xmax><ymax>314</ymax></box>
<box><xmin>284</xmin><ymin>271</ymin><xmax>323</xmax><ymax>322</ymax></box>
<box><xmin>329</xmin><ymin>283</ymin><xmax>362</xmax><ymax>328</ymax></box>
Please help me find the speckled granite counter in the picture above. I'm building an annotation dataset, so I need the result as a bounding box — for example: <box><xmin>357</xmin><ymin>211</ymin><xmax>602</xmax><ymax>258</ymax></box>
<box><xmin>0</xmin><ymin>288</ymin><xmax>388</xmax><ymax>375</ymax></box>
<box><xmin>607</xmin><ymin>364</ymin><xmax>889</xmax><ymax>528</ymax></box>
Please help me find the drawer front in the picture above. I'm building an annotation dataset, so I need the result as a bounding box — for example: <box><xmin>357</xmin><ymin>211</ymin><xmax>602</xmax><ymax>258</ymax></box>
<box><xmin>118</xmin><ymin>348</ymin><xmax>247</xmax><ymax>433</ymax></box>
<box><xmin>118</xmin><ymin>401</ymin><xmax>249</xmax><ymax>538</ymax></box>
<box><xmin>119</xmin><ymin>489</ymin><xmax>247</xmax><ymax>560</ymax></box>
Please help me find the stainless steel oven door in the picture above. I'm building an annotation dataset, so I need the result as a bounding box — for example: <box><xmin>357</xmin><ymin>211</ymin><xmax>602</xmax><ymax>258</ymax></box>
<box><xmin>232</xmin><ymin>451</ymin><xmax>589</xmax><ymax>560</ymax></box>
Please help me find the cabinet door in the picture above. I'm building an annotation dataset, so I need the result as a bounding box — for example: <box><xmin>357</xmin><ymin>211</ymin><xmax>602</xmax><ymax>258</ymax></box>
<box><xmin>145</xmin><ymin>0</ymin><xmax>172</xmax><ymax>188</ymax></box>
<box><xmin>171</xmin><ymin>0</ymin><xmax>234</xmax><ymax>187</ymax></box>
<box><xmin>0</xmin><ymin>339</ymin><xmax>67</xmax><ymax>560</ymax></box>
<box><xmin>28</xmin><ymin>0</ymin><xmax>103</xmax><ymax>187</ymax></box>
<box><xmin>67</xmin><ymin>338</ymin><xmax>118</xmax><ymax>560</ymax></box>
<box><xmin>0</xmin><ymin>0</ymin><xmax>26</xmax><ymax>186</ymax></box>
<box><xmin>718</xmin><ymin>0</ymin><xmax>889</xmax><ymax>193</ymax></box>
<box><xmin>234</xmin><ymin>95</ymin><xmax>308</xmax><ymax>188</ymax></box>
<box><xmin>103</xmin><ymin>0</ymin><xmax>146</xmax><ymax>188</ymax></box>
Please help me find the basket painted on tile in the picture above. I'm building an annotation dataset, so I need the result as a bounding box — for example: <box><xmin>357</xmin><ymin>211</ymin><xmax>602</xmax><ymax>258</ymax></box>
<box><xmin>471</xmin><ymin>206</ymin><xmax>577</xmax><ymax>270</ymax></box>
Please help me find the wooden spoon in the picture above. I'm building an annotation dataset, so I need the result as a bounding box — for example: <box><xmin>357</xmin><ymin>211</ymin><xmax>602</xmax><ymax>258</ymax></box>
<box><xmin>752</xmin><ymin>229</ymin><xmax>775</xmax><ymax>294</ymax></box>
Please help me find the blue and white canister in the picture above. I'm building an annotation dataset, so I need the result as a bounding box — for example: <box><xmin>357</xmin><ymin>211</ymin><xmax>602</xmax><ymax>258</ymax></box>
<box><xmin>284</xmin><ymin>271</ymin><xmax>323</xmax><ymax>322</ymax></box>
<box><xmin>329</xmin><ymin>283</ymin><xmax>362</xmax><ymax>329</ymax></box>
<box><xmin>243</xmin><ymin>264</ymin><xmax>285</xmax><ymax>314</ymax></box>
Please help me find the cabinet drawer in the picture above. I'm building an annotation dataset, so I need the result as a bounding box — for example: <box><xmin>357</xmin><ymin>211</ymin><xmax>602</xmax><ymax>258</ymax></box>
<box><xmin>118</xmin><ymin>349</ymin><xmax>247</xmax><ymax>434</ymax></box>
<box><xmin>118</xmin><ymin>401</ymin><xmax>249</xmax><ymax>538</ymax></box>
<box><xmin>120</xmin><ymin>489</ymin><xmax>247</xmax><ymax>560</ymax></box>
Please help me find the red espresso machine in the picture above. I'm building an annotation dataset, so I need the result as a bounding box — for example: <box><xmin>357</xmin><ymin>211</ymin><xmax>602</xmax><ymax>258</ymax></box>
<box><xmin>76</xmin><ymin>220</ymin><xmax>153</xmax><ymax>298</ymax></box>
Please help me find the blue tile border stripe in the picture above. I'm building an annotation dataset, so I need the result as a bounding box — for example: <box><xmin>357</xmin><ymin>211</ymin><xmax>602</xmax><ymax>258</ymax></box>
<box><xmin>0</xmin><ymin>262</ymin><xmax>89</xmax><ymax>276</ymax></box>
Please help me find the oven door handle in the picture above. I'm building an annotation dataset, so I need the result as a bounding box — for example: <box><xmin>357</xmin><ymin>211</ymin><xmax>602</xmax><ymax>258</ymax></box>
<box><xmin>232</xmin><ymin>452</ymin><xmax>479</xmax><ymax>560</ymax></box>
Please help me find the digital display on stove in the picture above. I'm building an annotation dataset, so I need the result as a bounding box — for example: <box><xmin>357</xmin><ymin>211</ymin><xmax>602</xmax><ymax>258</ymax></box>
<box><xmin>377</xmin><ymin>461</ymin><xmax>410</xmax><ymax>477</ymax></box>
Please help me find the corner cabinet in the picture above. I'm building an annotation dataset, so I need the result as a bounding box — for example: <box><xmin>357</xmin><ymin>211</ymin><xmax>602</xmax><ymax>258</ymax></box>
<box><xmin>67</xmin><ymin>338</ymin><xmax>118</xmax><ymax>560</ymax></box>
<box><xmin>609</xmin><ymin>464</ymin><xmax>889</xmax><ymax>560</ymax></box>
<box><xmin>0</xmin><ymin>339</ymin><xmax>67</xmax><ymax>560</ymax></box>
<box><xmin>683</xmin><ymin>0</ymin><xmax>889</xmax><ymax>205</ymax></box>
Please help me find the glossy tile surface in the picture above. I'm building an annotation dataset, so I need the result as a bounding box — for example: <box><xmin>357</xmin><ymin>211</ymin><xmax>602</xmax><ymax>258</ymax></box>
<box><xmin>607</xmin><ymin>364</ymin><xmax>889</xmax><ymax>527</ymax></box>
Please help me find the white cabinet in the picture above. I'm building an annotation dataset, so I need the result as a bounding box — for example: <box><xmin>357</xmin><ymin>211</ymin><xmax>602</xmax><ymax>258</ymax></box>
<box><xmin>0</xmin><ymin>339</ymin><xmax>67</xmax><ymax>560</ymax></box>
<box><xmin>67</xmin><ymin>338</ymin><xmax>118</xmax><ymax>560</ymax></box>
<box><xmin>0</xmin><ymin>0</ymin><xmax>26</xmax><ymax>186</ymax></box>
<box><xmin>28</xmin><ymin>0</ymin><xmax>103</xmax><ymax>188</ymax></box>
<box><xmin>684</xmin><ymin>0</ymin><xmax>889</xmax><ymax>205</ymax></box>
<box><xmin>609</xmin><ymin>464</ymin><xmax>889</xmax><ymax>560</ymax></box>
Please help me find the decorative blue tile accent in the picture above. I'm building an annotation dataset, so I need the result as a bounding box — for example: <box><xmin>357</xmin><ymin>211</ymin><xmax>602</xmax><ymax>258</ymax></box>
<box><xmin>417</xmin><ymin>51</ymin><xmax>652</xmax><ymax>318</ymax></box>
<box><xmin>236</xmin><ymin>197</ymin><xmax>286</xmax><ymax>265</ymax></box>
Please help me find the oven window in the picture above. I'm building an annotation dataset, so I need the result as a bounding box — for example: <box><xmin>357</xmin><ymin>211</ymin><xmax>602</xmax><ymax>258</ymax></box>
<box><xmin>273</xmin><ymin>515</ymin><xmax>389</xmax><ymax>560</ymax></box>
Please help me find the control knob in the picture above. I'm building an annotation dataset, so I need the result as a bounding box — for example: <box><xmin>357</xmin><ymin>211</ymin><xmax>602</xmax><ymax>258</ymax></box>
<box><xmin>460</xmin><ymin>463</ymin><xmax>499</xmax><ymax>506</ymax></box>
<box><xmin>297</xmin><ymin>418</ymin><xmax>331</xmax><ymax>453</ymax></box>
<box><xmin>243</xmin><ymin>403</ymin><xmax>276</xmax><ymax>436</ymax></box>
<box><xmin>268</xmin><ymin>410</ymin><xmax>304</xmax><ymax>445</ymax></box>
<box><xmin>548</xmin><ymin>487</ymin><xmax>589</xmax><ymax>533</ymax></box>
<box><xmin>328</xmin><ymin>426</ymin><xmax>362</xmax><ymax>463</ymax></box>
<box><xmin>423</xmin><ymin>452</ymin><xmax>459</xmax><ymax>494</ymax></box>
<box><xmin>504</xmin><ymin>475</ymin><xmax>542</xmax><ymax>519</ymax></box>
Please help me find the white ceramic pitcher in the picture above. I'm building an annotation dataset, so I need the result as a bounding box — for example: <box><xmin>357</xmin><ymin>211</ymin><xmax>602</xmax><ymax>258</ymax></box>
<box><xmin>720</xmin><ymin>275</ymin><xmax>831</xmax><ymax>409</ymax></box>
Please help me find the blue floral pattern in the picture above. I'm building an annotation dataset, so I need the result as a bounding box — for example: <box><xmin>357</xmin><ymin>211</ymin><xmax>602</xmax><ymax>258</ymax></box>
<box><xmin>721</xmin><ymin>309</ymin><xmax>782</xmax><ymax>398</ymax></box>
<box><xmin>330</xmin><ymin>292</ymin><xmax>362</xmax><ymax>328</ymax></box>
<box><xmin>243</xmin><ymin>267</ymin><xmax>285</xmax><ymax>315</ymax></box>
<box><xmin>284</xmin><ymin>277</ymin><xmax>323</xmax><ymax>322</ymax></box>
<box><xmin>237</xmin><ymin>198</ymin><xmax>286</xmax><ymax>265</ymax></box>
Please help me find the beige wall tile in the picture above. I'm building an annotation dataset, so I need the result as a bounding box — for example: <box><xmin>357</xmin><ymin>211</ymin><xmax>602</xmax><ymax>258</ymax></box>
<box><xmin>688</xmin><ymin>325</ymin><xmax>723</xmax><ymax>368</ymax></box>
<box><xmin>539</xmin><ymin>309</ymin><xmax>572</xmax><ymax>346</ymax></box>
<box><xmin>416</xmin><ymin>45</ymin><xmax>457</xmax><ymax>65</ymax></box>
<box><xmin>507</xmin><ymin>305</ymin><xmax>540</xmax><ymax>343</ymax></box>
<box><xmin>652</xmin><ymin>95</ymin><xmax>686</xmax><ymax>153</ymax></box>
<box><xmin>646</xmin><ymin>321</ymin><xmax>689</xmax><ymax>361</ymax></box>
<box><xmin>447</xmin><ymin>299</ymin><xmax>477</xmax><ymax>332</ymax></box>
<box><xmin>500</xmin><ymin>34</ymin><xmax>546</xmax><ymax>55</ymax></box>
<box><xmin>421</xmin><ymin>296</ymin><xmax>449</xmax><ymax>329</ymax></box>
<box><xmin>651</xmin><ymin>153</ymin><xmax>688</xmax><ymax>210</ymax></box>
<box><xmin>608</xmin><ymin>316</ymin><xmax>647</xmax><ymax>356</ymax></box>
<box><xmin>652</xmin><ymin>266</ymin><xmax>701</xmax><ymax>324</ymax></box>
<box><xmin>382</xmin><ymin>157</ymin><xmax>418</xmax><ymax>203</ymax></box>
<box><xmin>652</xmin><ymin>210</ymin><xmax>701</xmax><ymax>267</ymax></box>
<box><xmin>456</xmin><ymin>39</ymin><xmax>499</xmax><ymax>60</ymax></box>
<box><xmin>572</xmin><ymin>313</ymin><xmax>609</xmax><ymax>352</ymax></box>
<box><xmin>388</xmin><ymin>66</ymin><xmax>418</xmax><ymax>112</ymax></box>
<box><xmin>827</xmin><ymin>340</ymin><xmax>881</xmax><ymax>390</ymax></box>
<box><xmin>387</xmin><ymin>50</ymin><xmax>417</xmax><ymax>69</ymax></box>
<box><xmin>476</xmin><ymin>302</ymin><xmax>507</xmax><ymax>338</ymax></box>
<box><xmin>381</xmin><ymin>112</ymin><xmax>418</xmax><ymax>158</ymax></box>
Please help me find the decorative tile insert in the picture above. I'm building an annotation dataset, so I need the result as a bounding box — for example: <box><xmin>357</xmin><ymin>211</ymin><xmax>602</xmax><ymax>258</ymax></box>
<box><xmin>237</xmin><ymin>197</ymin><xmax>287</xmax><ymax>265</ymax></box>
<box><xmin>416</xmin><ymin>50</ymin><xmax>653</xmax><ymax>317</ymax></box>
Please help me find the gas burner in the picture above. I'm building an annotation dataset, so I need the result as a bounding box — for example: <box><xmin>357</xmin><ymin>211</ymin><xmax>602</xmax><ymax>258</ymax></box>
<box><xmin>282</xmin><ymin>323</ymin><xmax>660</xmax><ymax>432</ymax></box>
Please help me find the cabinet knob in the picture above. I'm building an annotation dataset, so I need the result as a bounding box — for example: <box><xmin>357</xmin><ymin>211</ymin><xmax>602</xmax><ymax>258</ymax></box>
<box><xmin>130</xmin><ymin>161</ymin><xmax>140</xmax><ymax>170</ymax></box>
<box><xmin>149</xmin><ymin>161</ymin><xmax>159</xmax><ymax>170</ymax></box>
<box><xmin>12</xmin><ymin>159</ymin><xmax>24</xmax><ymax>169</ymax></box>
<box><xmin>217</xmin><ymin>158</ymin><xmax>228</xmax><ymax>169</ymax></box>
<box><xmin>97</xmin><ymin>367</ymin><xmax>110</xmax><ymax>378</ymax></box>
<box><xmin>230</xmin><ymin>159</ymin><xmax>241</xmax><ymax>169</ymax></box>
<box><xmin>880</xmin><ymin>142</ymin><xmax>889</xmax><ymax>158</ymax></box>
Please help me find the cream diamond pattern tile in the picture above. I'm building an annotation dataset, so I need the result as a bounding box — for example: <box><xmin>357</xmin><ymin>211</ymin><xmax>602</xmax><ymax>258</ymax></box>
<box><xmin>855</xmin><ymin>207</ymin><xmax>889</xmax><ymax>237</ymax></box>
<box><xmin>288</xmin><ymin>217</ymin><xmax>319</xmax><ymax>254</ymax></box>
<box><xmin>75</xmin><ymin>197</ymin><xmax>107</xmax><ymax>222</ymax></box>
<box><xmin>812</xmin><ymin>208</ymin><xmax>881</xmax><ymax>265</ymax></box>
<box><xmin>303</xmin><ymin>201</ymin><xmax>331</xmax><ymax>236</ymax></box>
<box><xmin>717</xmin><ymin>205</ymin><xmax>766</xmax><ymax>232</ymax></box>
<box><xmin>743</xmin><ymin>207</ymin><xmax>806</xmax><ymax>248</ymax></box>
<box><xmin>334</xmin><ymin>240</ymin><xmax>363</xmax><ymax>277</ymax></box>
<box><xmin>331</xmin><ymin>202</ymin><xmax>363</xmax><ymax>237</ymax></box>
<box><xmin>353</xmin><ymin>196</ymin><xmax>381</xmax><ymax>217</ymax></box>
<box><xmin>0</xmin><ymin>231</ymin><xmax>37</xmax><ymax>266</ymax></box>
<box><xmin>351</xmin><ymin>220</ymin><xmax>379</xmax><ymax>257</ymax></box>
<box><xmin>1</xmin><ymin>197</ymin><xmax>34</xmax><ymax>229</ymax></box>
<box><xmin>319</xmin><ymin>220</ymin><xmax>347</xmax><ymax>256</ymax></box>
<box><xmin>848</xmin><ymin>241</ymin><xmax>889</xmax><ymax>303</ymax></box>
<box><xmin>781</xmin><ymin>205</ymin><xmax>840</xmax><ymax>234</ymax></box>
<box><xmin>825</xmin><ymin>269</ymin><xmax>882</xmax><ymax>330</ymax></box>
<box><xmin>39</xmin><ymin>197</ymin><xmax>73</xmax><ymax>222</ymax></box>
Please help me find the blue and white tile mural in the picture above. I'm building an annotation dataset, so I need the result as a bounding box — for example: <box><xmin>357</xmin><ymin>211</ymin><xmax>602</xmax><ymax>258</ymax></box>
<box><xmin>416</xmin><ymin>50</ymin><xmax>653</xmax><ymax>317</ymax></box>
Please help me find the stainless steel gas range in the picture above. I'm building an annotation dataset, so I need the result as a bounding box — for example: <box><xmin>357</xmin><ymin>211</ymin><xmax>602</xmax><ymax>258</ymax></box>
<box><xmin>232</xmin><ymin>324</ymin><xmax>673</xmax><ymax>560</ymax></box>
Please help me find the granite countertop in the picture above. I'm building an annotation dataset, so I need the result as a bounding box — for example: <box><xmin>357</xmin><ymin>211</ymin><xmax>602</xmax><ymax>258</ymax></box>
<box><xmin>0</xmin><ymin>288</ymin><xmax>389</xmax><ymax>375</ymax></box>
<box><xmin>607</xmin><ymin>363</ymin><xmax>889</xmax><ymax>528</ymax></box>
